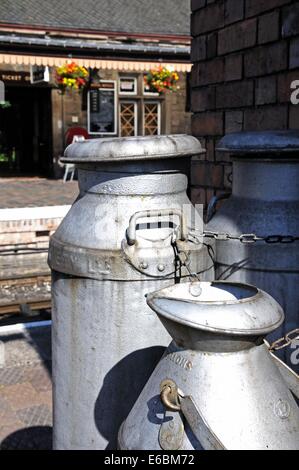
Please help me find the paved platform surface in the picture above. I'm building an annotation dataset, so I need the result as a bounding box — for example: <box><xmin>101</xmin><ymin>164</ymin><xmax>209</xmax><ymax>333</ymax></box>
<box><xmin>0</xmin><ymin>178</ymin><xmax>78</xmax><ymax>208</ymax></box>
<box><xmin>0</xmin><ymin>325</ymin><xmax>52</xmax><ymax>449</ymax></box>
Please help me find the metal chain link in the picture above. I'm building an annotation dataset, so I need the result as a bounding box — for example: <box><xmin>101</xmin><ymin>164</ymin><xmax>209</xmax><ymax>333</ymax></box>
<box><xmin>183</xmin><ymin>232</ymin><xmax>299</xmax><ymax>351</ymax></box>
<box><xmin>184</xmin><ymin>261</ymin><xmax>201</xmax><ymax>282</ymax></box>
<box><xmin>190</xmin><ymin>230</ymin><xmax>299</xmax><ymax>245</ymax></box>
<box><xmin>269</xmin><ymin>328</ymin><xmax>299</xmax><ymax>352</ymax></box>
<box><xmin>172</xmin><ymin>237</ymin><xmax>201</xmax><ymax>282</ymax></box>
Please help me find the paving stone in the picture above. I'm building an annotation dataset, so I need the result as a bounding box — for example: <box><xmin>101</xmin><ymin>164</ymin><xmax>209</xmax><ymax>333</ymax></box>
<box><xmin>17</xmin><ymin>404</ymin><xmax>52</xmax><ymax>427</ymax></box>
<box><xmin>0</xmin><ymin>381</ymin><xmax>47</xmax><ymax>411</ymax></box>
<box><xmin>0</xmin><ymin>396</ymin><xmax>22</xmax><ymax>427</ymax></box>
<box><xmin>0</xmin><ymin>366</ymin><xmax>25</xmax><ymax>386</ymax></box>
<box><xmin>37</xmin><ymin>390</ymin><xmax>52</xmax><ymax>408</ymax></box>
<box><xmin>24</xmin><ymin>365</ymin><xmax>52</xmax><ymax>393</ymax></box>
<box><xmin>0</xmin><ymin>178</ymin><xmax>78</xmax><ymax>209</ymax></box>
<box><xmin>0</xmin><ymin>326</ymin><xmax>53</xmax><ymax>449</ymax></box>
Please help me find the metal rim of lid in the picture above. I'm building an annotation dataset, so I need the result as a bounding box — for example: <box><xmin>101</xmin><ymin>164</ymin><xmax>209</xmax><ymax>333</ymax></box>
<box><xmin>146</xmin><ymin>281</ymin><xmax>284</xmax><ymax>336</ymax></box>
<box><xmin>216</xmin><ymin>130</ymin><xmax>299</xmax><ymax>157</ymax></box>
<box><xmin>61</xmin><ymin>134</ymin><xmax>205</xmax><ymax>163</ymax></box>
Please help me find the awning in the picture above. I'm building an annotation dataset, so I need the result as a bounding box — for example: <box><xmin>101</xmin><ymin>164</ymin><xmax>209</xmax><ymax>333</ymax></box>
<box><xmin>0</xmin><ymin>53</ymin><xmax>191</xmax><ymax>72</ymax></box>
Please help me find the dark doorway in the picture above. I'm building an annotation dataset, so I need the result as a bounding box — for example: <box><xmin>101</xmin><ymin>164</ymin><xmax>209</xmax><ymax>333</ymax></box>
<box><xmin>0</xmin><ymin>86</ymin><xmax>53</xmax><ymax>176</ymax></box>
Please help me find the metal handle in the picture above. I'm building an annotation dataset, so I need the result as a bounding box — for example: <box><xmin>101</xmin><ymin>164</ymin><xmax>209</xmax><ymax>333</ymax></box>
<box><xmin>160</xmin><ymin>379</ymin><xmax>181</xmax><ymax>411</ymax></box>
<box><xmin>160</xmin><ymin>379</ymin><xmax>226</xmax><ymax>450</ymax></box>
<box><xmin>126</xmin><ymin>209</ymin><xmax>188</xmax><ymax>246</ymax></box>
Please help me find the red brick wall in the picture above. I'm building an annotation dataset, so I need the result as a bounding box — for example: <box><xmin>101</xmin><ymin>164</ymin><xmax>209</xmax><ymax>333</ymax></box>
<box><xmin>190</xmin><ymin>0</ymin><xmax>299</xmax><ymax>209</ymax></box>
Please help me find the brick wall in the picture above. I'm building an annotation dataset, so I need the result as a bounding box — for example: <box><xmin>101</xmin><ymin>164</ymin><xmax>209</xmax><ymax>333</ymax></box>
<box><xmin>165</xmin><ymin>72</ymin><xmax>192</xmax><ymax>135</ymax></box>
<box><xmin>190</xmin><ymin>0</ymin><xmax>299</xmax><ymax>209</ymax></box>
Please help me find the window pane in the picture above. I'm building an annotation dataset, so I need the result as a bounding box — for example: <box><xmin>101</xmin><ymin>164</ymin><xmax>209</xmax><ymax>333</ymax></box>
<box><xmin>120</xmin><ymin>102</ymin><xmax>137</xmax><ymax>137</ymax></box>
<box><xmin>143</xmin><ymin>102</ymin><xmax>160</xmax><ymax>135</ymax></box>
<box><xmin>119</xmin><ymin>77</ymin><xmax>137</xmax><ymax>95</ymax></box>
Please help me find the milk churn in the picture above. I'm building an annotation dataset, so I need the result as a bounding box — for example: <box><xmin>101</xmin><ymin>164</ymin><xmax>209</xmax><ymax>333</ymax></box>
<box><xmin>48</xmin><ymin>135</ymin><xmax>214</xmax><ymax>450</ymax></box>
<box><xmin>118</xmin><ymin>281</ymin><xmax>299</xmax><ymax>450</ymax></box>
<box><xmin>206</xmin><ymin>131</ymin><xmax>299</xmax><ymax>371</ymax></box>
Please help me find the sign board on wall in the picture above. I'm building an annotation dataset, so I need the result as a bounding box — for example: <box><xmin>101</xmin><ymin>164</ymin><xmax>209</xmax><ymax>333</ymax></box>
<box><xmin>0</xmin><ymin>71</ymin><xmax>30</xmax><ymax>83</ymax></box>
<box><xmin>88</xmin><ymin>81</ymin><xmax>117</xmax><ymax>135</ymax></box>
<box><xmin>30</xmin><ymin>65</ymin><xmax>50</xmax><ymax>84</ymax></box>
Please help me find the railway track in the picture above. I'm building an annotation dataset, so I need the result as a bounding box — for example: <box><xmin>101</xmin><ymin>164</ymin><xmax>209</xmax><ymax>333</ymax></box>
<box><xmin>0</xmin><ymin>213</ymin><xmax>65</xmax><ymax>318</ymax></box>
<box><xmin>0</xmin><ymin>271</ymin><xmax>51</xmax><ymax>316</ymax></box>
<box><xmin>0</xmin><ymin>298</ymin><xmax>51</xmax><ymax>315</ymax></box>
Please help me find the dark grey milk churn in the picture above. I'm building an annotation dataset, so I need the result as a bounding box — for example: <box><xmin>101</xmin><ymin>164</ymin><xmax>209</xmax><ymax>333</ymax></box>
<box><xmin>207</xmin><ymin>130</ymin><xmax>299</xmax><ymax>371</ymax></box>
<box><xmin>48</xmin><ymin>135</ymin><xmax>214</xmax><ymax>449</ymax></box>
<box><xmin>118</xmin><ymin>281</ymin><xmax>299</xmax><ymax>450</ymax></box>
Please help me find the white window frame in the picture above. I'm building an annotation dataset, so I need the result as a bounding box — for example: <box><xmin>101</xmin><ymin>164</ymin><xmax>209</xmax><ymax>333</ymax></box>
<box><xmin>87</xmin><ymin>80</ymin><xmax>117</xmax><ymax>135</ymax></box>
<box><xmin>143</xmin><ymin>100</ymin><xmax>161</xmax><ymax>136</ymax></box>
<box><xmin>118</xmin><ymin>77</ymin><xmax>137</xmax><ymax>96</ymax></box>
<box><xmin>119</xmin><ymin>100</ymin><xmax>138</xmax><ymax>137</ymax></box>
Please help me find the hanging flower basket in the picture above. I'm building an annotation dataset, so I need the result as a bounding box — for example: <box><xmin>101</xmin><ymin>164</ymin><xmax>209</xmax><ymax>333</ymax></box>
<box><xmin>55</xmin><ymin>62</ymin><xmax>89</xmax><ymax>94</ymax></box>
<box><xmin>144</xmin><ymin>66</ymin><xmax>179</xmax><ymax>94</ymax></box>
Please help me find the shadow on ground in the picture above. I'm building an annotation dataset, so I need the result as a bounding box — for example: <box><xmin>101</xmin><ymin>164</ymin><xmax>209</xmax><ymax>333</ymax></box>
<box><xmin>0</xmin><ymin>426</ymin><xmax>52</xmax><ymax>450</ymax></box>
<box><xmin>94</xmin><ymin>346</ymin><xmax>165</xmax><ymax>449</ymax></box>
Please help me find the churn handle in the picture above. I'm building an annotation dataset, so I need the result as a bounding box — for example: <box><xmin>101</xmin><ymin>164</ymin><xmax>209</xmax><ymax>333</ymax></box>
<box><xmin>160</xmin><ymin>379</ymin><xmax>226</xmax><ymax>450</ymax></box>
<box><xmin>126</xmin><ymin>208</ymin><xmax>188</xmax><ymax>246</ymax></box>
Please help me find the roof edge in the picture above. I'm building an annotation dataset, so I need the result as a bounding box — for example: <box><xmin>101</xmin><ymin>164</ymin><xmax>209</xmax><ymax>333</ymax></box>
<box><xmin>0</xmin><ymin>22</ymin><xmax>191</xmax><ymax>43</ymax></box>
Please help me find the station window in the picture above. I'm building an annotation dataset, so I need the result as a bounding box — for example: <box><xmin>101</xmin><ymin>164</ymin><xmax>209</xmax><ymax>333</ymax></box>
<box><xmin>118</xmin><ymin>74</ymin><xmax>163</xmax><ymax>137</ymax></box>
<box><xmin>119</xmin><ymin>77</ymin><xmax>137</xmax><ymax>96</ymax></box>
<box><xmin>119</xmin><ymin>101</ymin><xmax>138</xmax><ymax>136</ymax></box>
<box><xmin>143</xmin><ymin>101</ymin><xmax>161</xmax><ymax>135</ymax></box>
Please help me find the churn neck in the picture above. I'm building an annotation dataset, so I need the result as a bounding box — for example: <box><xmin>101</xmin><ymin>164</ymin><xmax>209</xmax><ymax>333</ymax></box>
<box><xmin>217</xmin><ymin>131</ymin><xmax>299</xmax><ymax>201</ymax></box>
<box><xmin>147</xmin><ymin>281</ymin><xmax>284</xmax><ymax>353</ymax></box>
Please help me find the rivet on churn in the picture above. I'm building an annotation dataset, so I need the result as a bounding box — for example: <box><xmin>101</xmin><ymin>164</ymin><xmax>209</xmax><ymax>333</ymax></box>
<box><xmin>157</xmin><ymin>264</ymin><xmax>165</xmax><ymax>272</ymax></box>
<box><xmin>139</xmin><ymin>261</ymin><xmax>148</xmax><ymax>270</ymax></box>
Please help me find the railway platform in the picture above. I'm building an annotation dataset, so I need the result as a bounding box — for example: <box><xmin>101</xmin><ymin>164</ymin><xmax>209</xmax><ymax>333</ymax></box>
<box><xmin>0</xmin><ymin>180</ymin><xmax>76</xmax><ymax>448</ymax></box>
<box><xmin>0</xmin><ymin>177</ymin><xmax>78</xmax><ymax>209</ymax></box>
<box><xmin>0</xmin><ymin>322</ymin><xmax>52</xmax><ymax>449</ymax></box>
<box><xmin>0</xmin><ymin>177</ymin><xmax>78</xmax><ymax>318</ymax></box>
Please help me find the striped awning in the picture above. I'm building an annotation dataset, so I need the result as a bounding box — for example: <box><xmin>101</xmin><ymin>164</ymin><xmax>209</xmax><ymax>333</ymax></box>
<box><xmin>0</xmin><ymin>53</ymin><xmax>191</xmax><ymax>72</ymax></box>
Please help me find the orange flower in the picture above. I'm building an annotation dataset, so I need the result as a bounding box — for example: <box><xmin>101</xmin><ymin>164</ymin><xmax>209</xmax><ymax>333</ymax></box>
<box><xmin>144</xmin><ymin>66</ymin><xmax>179</xmax><ymax>93</ymax></box>
<box><xmin>55</xmin><ymin>61</ymin><xmax>89</xmax><ymax>94</ymax></box>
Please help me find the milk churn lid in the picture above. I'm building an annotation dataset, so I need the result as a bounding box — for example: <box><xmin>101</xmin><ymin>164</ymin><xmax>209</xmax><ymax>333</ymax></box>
<box><xmin>216</xmin><ymin>130</ymin><xmax>299</xmax><ymax>157</ymax></box>
<box><xmin>147</xmin><ymin>281</ymin><xmax>284</xmax><ymax>336</ymax></box>
<box><xmin>61</xmin><ymin>134</ymin><xmax>204</xmax><ymax>163</ymax></box>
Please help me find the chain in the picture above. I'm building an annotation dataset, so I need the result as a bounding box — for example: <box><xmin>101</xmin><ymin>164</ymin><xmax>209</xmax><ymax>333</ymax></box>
<box><xmin>172</xmin><ymin>237</ymin><xmax>201</xmax><ymax>282</ymax></box>
<box><xmin>269</xmin><ymin>328</ymin><xmax>299</xmax><ymax>352</ymax></box>
<box><xmin>184</xmin><ymin>260</ymin><xmax>201</xmax><ymax>282</ymax></box>
<box><xmin>190</xmin><ymin>230</ymin><xmax>299</xmax><ymax>245</ymax></box>
<box><xmin>178</xmin><ymin>231</ymin><xmax>299</xmax><ymax>351</ymax></box>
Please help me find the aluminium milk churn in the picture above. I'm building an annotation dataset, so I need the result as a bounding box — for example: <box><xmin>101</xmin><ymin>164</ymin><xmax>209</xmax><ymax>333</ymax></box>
<box><xmin>48</xmin><ymin>135</ymin><xmax>214</xmax><ymax>449</ymax></box>
<box><xmin>118</xmin><ymin>281</ymin><xmax>299</xmax><ymax>450</ymax></box>
<box><xmin>207</xmin><ymin>130</ymin><xmax>299</xmax><ymax>372</ymax></box>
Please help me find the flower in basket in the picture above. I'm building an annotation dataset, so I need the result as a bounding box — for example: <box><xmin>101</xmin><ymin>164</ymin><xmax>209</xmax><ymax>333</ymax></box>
<box><xmin>144</xmin><ymin>66</ymin><xmax>179</xmax><ymax>94</ymax></box>
<box><xmin>55</xmin><ymin>62</ymin><xmax>89</xmax><ymax>94</ymax></box>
